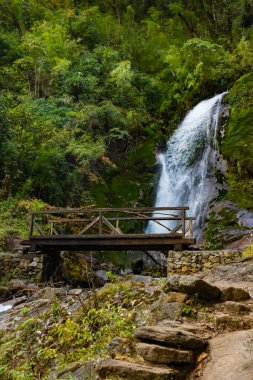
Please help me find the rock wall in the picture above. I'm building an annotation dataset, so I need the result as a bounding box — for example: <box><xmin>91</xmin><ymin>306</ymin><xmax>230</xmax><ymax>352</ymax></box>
<box><xmin>0</xmin><ymin>252</ymin><xmax>53</xmax><ymax>282</ymax></box>
<box><xmin>167</xmin><ymin>250</ymin><xmax>242</xmax><ymax>274</ymax></box>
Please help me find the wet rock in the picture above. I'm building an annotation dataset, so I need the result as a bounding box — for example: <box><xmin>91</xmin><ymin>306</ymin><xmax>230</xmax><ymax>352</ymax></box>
<box><xmin>221</xmin><ymin>286</ymin><xmax>250</xmax><ymax>302</ymax></box>
<box><xmin>1</xmin><ymin>296</ymin><xmax>27</xmax><ymax>307</ymax></box>
<box><xmin>97</xmin><ymin>359</ymin><xmax>180</xmax><ymax>380</ymax></box>
<box><xmin>165</xmin><ymin>275</ymin><xmax>220</xmax><ymax>300</ymax></box>
<box><xmin>134</xmin><ymin>326</ymin><xmax>207</xmax><ymax>350</ymax></box>
<box><xmin>136</xmin><ymin>342</ymin><xmax>194</xmax><ymax>364</ymax></box>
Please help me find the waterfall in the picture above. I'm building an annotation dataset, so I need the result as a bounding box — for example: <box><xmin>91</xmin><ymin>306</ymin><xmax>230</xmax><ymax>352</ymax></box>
<box><xmin>147</xmin><ymin>92</ymin><xmax>227</xmax><ymax>240</ymax></box>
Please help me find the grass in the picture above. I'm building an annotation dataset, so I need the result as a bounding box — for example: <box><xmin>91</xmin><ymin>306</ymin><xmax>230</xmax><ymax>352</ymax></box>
<box><xmin>0</xmin><ymin>198</ymin><xmax>48</xmax><ymax>251</ymax></box>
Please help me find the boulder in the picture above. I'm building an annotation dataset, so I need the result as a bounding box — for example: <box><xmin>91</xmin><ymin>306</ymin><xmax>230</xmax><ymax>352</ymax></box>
<box><xmin>97</xmin><ymin>359</ymin><xmax>180</xmax><ymax>380</ymax></box>
<box><xmin>220</xmin><ymin>286</ymin><xmax>250</xmax><ymax>302</ymax></box>
<box><xmin>165</xmin><ymin>275</ymin><xmax>220</xmax><ymax>300</ymax></box>
<box><xmin>136</xmin><ymin>342</ymin><xmax>194</xmax><ymax>364</ymax></box>
<box><xmin>200</xmin><ymin>329</ymin><xmax>253</xmax><ymax>380</ymax></box>
<box><xmin>134</xmin><ymin>326</ymin><xmax>206</xmax><ymax>350</ymax></box>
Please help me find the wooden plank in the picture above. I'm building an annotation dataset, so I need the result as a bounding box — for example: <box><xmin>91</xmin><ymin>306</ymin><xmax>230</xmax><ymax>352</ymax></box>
<box><xmin>102</xmin><ymin>216</ymin><xmax>121</xmax><ymax>235</ymax></box>
<box><xmin>170</xmin><ymin>222</ymin><xmax>182</xmax><ymax>235</ymax></box>
<box><xmin>21</xmin><ymin>236</ymin><xmax>196</xmax><ymax>251</ymax></box>
<box><xmin>52</xmin><ymin>227</ymin><xmax>59</xmax><ymax>236</ymax></box>
<box><xmin>33</xmin><ymin>221</ymin><xmax>45</xmax><ymax>236</ymax></box>
<box><xmin>31</xmin><ymin>206</ymin><xmax>190</xmax><ymax>215</ymax></box>
<box><xmin>48</xmin><ymin>217</ymin><xmax>196</xmax><ymax>223</ymax></box>
<box><xmin>77</xmin><ymin>216</ymin><xmax>100</xmax><ymax>235</ymax></box>
<box><xmin>27</xmin><ymin>232</ymin><xmax>184</xmax><ymax>240</ymax></box>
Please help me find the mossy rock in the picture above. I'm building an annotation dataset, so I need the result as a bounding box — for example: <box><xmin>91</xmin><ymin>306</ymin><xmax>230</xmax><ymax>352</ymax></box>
<box><xmin>221</xmin><ymin>73</ymin><xmax>253</xmax><ymax>210</ymax></box>
<box><xmin>62</xmin><ymin>254</ymin><xmax>93</xmax><ymax>287</ymax></box>
<box><xmin>204</xmin><ymin>204</ymin><xmax>249</xmax><ymax>248</ymax></box>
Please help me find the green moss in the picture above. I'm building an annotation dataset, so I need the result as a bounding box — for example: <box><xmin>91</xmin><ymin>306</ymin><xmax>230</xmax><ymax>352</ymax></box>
<box><xmin>225</xmin><ymin>174</ymin><xmax>253</xmax><ymax>211</ymax></box>
<box><xmin>242</xmin><ymin>243</ymin><xmax>253</xmax><ymax>258</ymax></box>
<box><xmin>222</xmin><ymin>72</ymin><xmax>253</xmax><ymax>210</ymax></box>
<box><xmin>204</xmin><ymin>207</ymin><xmax>247</xmax><ymax>248</ymax></box>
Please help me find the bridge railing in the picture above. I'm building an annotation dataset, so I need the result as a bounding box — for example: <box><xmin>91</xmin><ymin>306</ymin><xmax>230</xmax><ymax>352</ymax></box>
<box><xmin>29</xmin><ymin>207</ymin><xmax>195</xmax><ymax>239</ymax></box>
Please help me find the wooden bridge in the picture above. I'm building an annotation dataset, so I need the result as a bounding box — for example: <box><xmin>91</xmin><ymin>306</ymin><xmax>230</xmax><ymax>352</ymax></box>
<box><xmin>22</xmin><ymin>207</ymin><xmax>196</xmax><ymax>252</ymax></box>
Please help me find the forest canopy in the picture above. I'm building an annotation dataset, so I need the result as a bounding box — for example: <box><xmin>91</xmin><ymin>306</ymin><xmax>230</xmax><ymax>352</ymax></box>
<box><xmin>0</xmin><ymin>0</ymin><xmax>252</xmax><ymax>206</ymax></box>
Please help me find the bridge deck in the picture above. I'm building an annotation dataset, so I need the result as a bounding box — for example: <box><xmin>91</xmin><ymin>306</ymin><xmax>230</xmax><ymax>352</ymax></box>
<box><xmin>22</xmin><ymin>234</ymin><xmax>195</xmax><ymax>251</ymax></box>
<box><xmin>21</xmin><ymin>207</ymin><xmax>196</xmax><ymax>252</ymax></box>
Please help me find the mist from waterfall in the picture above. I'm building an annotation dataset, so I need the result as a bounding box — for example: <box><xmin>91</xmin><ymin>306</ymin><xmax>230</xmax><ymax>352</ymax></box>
<box><xmin>146</xmin><ymin>92</ymin><xmax>227</xmax><ymax>240</ymax></box>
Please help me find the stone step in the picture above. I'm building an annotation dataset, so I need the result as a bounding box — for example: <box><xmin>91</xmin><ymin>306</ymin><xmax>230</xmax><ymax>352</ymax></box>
<box><xmin>220</xmin><ymin>286</ymin><xmax>250</xmax><ymax>302</ymax></box>
<box><xmin>134</xmin><ymin>326</ymin><xmax>207</xmax><ymax>350</ymax></box>
<box><xmin>97</xmin><ymin>359</ymin><xmax>180</xmax><ymax>380</ymax></box>
<box><xmin>136</xmin><ymin>342</ymin><xmax>194</xmax><ymax>364</ymax></box>
<box><xmin>215</xmin><ymin>300</ymin><xmax>252</xmax><ymax>315</ymax></box>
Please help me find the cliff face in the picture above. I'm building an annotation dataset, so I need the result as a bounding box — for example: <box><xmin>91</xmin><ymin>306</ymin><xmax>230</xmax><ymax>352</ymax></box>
<box><xmin>203</xmin><ymin>74</ymin><xmax>253</xmax><ymax>249</ymax></box>
<box><xmin>223</xmin><ymin>73</ymin><xmax>253</xmax><ymax>210</ymax></box>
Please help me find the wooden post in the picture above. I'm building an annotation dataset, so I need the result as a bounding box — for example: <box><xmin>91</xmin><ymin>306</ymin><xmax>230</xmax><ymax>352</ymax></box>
<box><xmin>99</xmin><ymin>210</ymin><xmax>102</xmax><ymax>235</ymax></box>
<box><xmin>50</xmin><ymin>221</ymin><xmax>54</xmax><ymax>235</ymax></box>
<box><xmin>181</xmin><ymin>209</ymin><xmax>185</xmax><ymax>238</ymax></box>
<box><xmin>29</xmin><ymin>213</ymin><xmax>34</xmax><ymax>238</ymax></box>
<box><xmin>189</xmin><ymin>219</ymin><xmax>193</xmax><ymax>238</ymax></box>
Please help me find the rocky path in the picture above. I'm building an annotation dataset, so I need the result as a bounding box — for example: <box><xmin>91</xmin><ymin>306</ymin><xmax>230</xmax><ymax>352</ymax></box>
<box><xmin>96</xmin><ymin>271</ymin><xmax>253</xmax><ymax>380</ymax></box>
<box><xmin>98</xmin><ymin>323</ymin><xmax>207</xmax><ymax>379</ymax></box>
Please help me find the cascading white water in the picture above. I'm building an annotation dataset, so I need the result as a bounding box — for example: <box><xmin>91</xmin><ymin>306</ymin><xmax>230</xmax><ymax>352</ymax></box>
<box><xmin>147</xmin><ymin>92</ymin><xmax>227</xmax><ymax>240</ymax></box>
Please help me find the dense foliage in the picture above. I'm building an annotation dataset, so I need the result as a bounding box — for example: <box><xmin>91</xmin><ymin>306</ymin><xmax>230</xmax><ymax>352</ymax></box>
<box><xmin>0</xmin><ymin>0</ymin><xmax>252</xmax><ymax>207</ymax></box>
